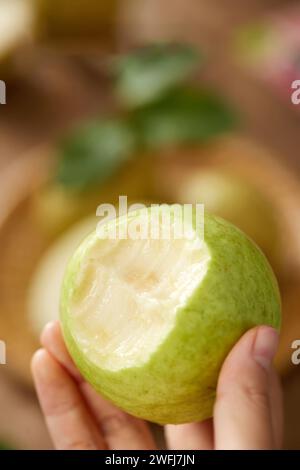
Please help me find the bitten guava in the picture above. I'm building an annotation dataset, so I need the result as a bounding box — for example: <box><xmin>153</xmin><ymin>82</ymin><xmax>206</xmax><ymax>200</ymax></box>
<box><xmin>60</xmin><ymin>206</ymin><xmax>281</xmax><ymax>424</ymax></box>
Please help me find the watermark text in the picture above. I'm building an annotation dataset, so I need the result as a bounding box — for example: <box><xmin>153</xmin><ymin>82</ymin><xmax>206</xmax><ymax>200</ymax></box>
<box><xmin>0</xmin><ymin>340</ymin><xmax>6</xmax><ymax>365</ymax></box>
<box><xmin>291</xmin><ymin>80</ymin><xmax>300</xmax><ymax>105</ymax></box>
<box><xmin>291</xmin><ymin>340</ymin><xmax>300</xmax><ymax>365</ymax></box>
<box><xmin>96</xmin><ymin>197</ymin><xmax>204</xmax><ymax>241</ymax></box>
<box><xmin>0</xmin><ymin>80</ymin><xmax>6</xmax><ymax>104</ymax></box>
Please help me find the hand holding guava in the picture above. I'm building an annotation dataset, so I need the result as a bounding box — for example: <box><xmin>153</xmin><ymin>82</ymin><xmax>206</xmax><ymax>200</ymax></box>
<box><xmin>32</xmin><ymin>321</ymin><xmax>282</xmax><ymax>450</ymax></box>
<box><xmin>58</xmin><ymin>209</ymin><xmax>281</xmax><ymax>424</ymax></box>
<box><xmin>32</xmin><ymin>208</ymin><xmax>282</xmax><ymax>448</ymax></box>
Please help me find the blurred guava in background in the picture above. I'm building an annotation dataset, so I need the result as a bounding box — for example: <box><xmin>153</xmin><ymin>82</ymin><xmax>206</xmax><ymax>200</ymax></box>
<box><xmin>28</xmin><ymin>215</ymin><xmax>97</xmax><ymax>335</ymax></box>
<box><xmin>152</xmin><ymin>144</ymin><xmax>281</xmax><ymax>271</ymax></box>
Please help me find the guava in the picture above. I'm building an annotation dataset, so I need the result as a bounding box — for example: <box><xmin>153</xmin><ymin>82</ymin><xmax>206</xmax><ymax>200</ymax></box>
<box><xmin>180</xmin><ymin>170</ymin><xmax>280</xmax><ymax>266</ymax></box>
<box><xmin>60</xmin><ymin>206</ymin><xmax>281</xmax><ymax>424</ymax></box>
<box><xmin>154</xmin><ymin>164</ymin><xmax>280</xmax><ymax>270</ymax></box>
<box><xmin>28</xmin><ymin>215</ymin><xmax>97</xmax><ymax>336</ymax></box>
<box><xmin>33</xmin><ymin>155</ymin><xmax>152</xmax><ymax>237</ymax></box>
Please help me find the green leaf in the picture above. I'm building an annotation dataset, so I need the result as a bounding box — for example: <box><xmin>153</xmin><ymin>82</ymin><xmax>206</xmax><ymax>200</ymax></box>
<box><xmin>55</xmin><ymin>119</ymin><xmax>137</xmax><ymax>191</ymax></box>
<box><xmin>132</xmin><ymin>87</ymin><xmax>236</xmax><ymax>149</ymax></box>
<box><xmin>113</xmin><ymin>43</ymin><xmax>201</xmax><ymax>107</ymax></box>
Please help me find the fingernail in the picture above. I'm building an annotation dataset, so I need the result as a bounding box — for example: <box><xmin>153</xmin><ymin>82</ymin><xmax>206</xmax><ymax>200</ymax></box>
<box><xmin>43</xmin><ymin>321</ymin><xmax>57</xmax><ymax>332</ymax></box>
<box><xmin>31</xmin><ymin>349</ymin><xmax>48</xmax><ymax>380</ymax></box>
<box><xmin>40</xmin><ymin>321</ymin><xmax>57</xmax><ymax>343</ymax></box>
<box><xmin>253</xmin><ymin>326</ymin><xmax>279</xmax><ymax>371</ymax></box>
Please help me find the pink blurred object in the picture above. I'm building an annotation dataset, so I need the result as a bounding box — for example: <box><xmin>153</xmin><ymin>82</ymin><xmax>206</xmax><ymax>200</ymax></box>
<box><xmin>236</xmin><ymin>5</ymin><xmax>300</xmax><ymax>109</ymax></box>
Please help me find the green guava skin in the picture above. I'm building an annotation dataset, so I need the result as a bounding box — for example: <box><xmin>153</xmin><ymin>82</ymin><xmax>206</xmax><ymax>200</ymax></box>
<box><xmin>60</xmin><ymin>211</ymin><xmax>281</xmax><ymax>425</ymax></box>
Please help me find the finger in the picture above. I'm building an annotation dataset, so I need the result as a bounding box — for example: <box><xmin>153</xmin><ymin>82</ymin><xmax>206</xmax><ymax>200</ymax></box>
<box><xmin>82</xmin><ymin>383</ymin><xmax>156</xmax><ymax>450</ymax></box>
<box><xmin>41</xmin><ymin>321</ymin><xmax>156</xmax><ymax>450</ymax></box>
<box><xmin>41</xmin><ymin>321</ymin><xmax>82</xmax><ymax>382</ymax></box>
<box><xmin>165</xmin><ymin>420</ymin><xmax>213</xmax><ymax>450</ymax></box>
<box><xmin>214</xmin><ymin>326</ymin><xmax>279</xmax><ymax>450</ymax></box>
<box><xmin>269</xmin><ymin>367</ymin><xmax>283</xmax><ymax>449</ymax></box>
<box><xmin>31</xmin><ymin>349</ymin><xmax>106</xmax><ymax>450</ymax></box>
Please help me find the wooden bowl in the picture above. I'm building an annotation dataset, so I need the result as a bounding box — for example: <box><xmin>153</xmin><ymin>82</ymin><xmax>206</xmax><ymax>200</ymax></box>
<box><xmin>0</xmin><ymin>136</ymin><xmax>300</xmax><ymax>385</ymax></box>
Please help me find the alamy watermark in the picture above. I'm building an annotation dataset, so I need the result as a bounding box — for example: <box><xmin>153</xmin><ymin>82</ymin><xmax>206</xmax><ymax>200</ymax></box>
<box><xmin>96</xmin><ymin>197</ymin><xmax>204</xmax><ymax>241</ymax></box>
<box><xmin>0</xmin><ymin>81</ymin><xmax>7</xmax><ymax>359</ymax></box>
<box><xmin>291</xmin><ymin>80</ymin><xmax>300</xmax><ymax>105</ymax></box>
<box><xmin>0</xmin><ymin>340</ymin><xmax>6</xmax><ymax>365</ymax></box>
<box><xmin>291</xmin><ymin>340</ymin><xmax>300</xmax><ymax>365</ymax></box>
<box><xmin>0</xmin><ymin>80</ymin><xmax>6</xmax><ymax>104</ymax></box>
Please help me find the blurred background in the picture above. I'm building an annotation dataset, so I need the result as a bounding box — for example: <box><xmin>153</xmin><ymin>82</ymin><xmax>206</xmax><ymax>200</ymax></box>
<box><xmin>1</xmin><ymin>0</ymin><xmax>300</xmax><ymax>450</ymax></box>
